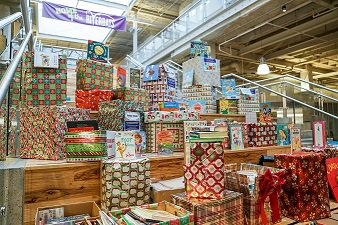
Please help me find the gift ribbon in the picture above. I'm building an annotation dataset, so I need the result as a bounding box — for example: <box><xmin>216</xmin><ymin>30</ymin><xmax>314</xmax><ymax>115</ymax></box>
<box><xmin>258</xmin><ymin>169</ymin><xmax>285</xmax><ymax>225</ymax></box>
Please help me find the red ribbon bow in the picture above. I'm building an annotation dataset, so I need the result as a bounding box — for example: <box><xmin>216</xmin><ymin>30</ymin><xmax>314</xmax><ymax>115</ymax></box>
<box><xmin>258</xmin><ymin>169</ymin><xmax>285</xmax><ymax>225</ymax></box>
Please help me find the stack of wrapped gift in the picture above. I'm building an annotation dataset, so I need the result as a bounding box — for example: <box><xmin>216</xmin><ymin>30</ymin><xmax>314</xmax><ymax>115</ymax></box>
<box><xmin>0</xmin><ymin>63</ymin><xmax>21</xmax><ymax>106</ymax></box>
<box><xmin>75</xmin><ymin>58</ymin><xmax>114</xmax><ymax>110</ymax></box>
<box><xmin>224</xmin><ymin>163</ymin><xmax>285</xmax><ymax>225</ymax></box>
<box><xmin>247</xmin><ymin>122</ymin><xmax>277</xmax><ymax>147</ymax></box>
<box><xmin>179</xmin><ymin>141</ymin><xmax>244</xmax><ymax>224</ymax></box>
<box><xmin>112</xmin><ymin>87</ymin><xmax>150</xmax><ymax>111</ymax></box>
<box><xmin>217</xmin><ymin>99</ymin><xmax>238</xmax><ymax>114</ymax></box>
<box><xmin>65</xmin><ymin>131</ymin><xmax>107</xmax><ymax>162</ymax></box>
<box><xmin>21</xmin><ymin>51</ymin><xmax>67</xmax><ymax>107</ymax></box>
<box><xmin>98</xmin><ymin>100</ymin><xmax>144</xmax><ymax>131</ymax></box>
<box><xmin>275</xmin><ymin>153</ymin><xmax>330</xmax><ymax>222</ymax></box>
<box><xmin>237</xmin><ymin>89</ymin><xmax>260</xmax><ymax>115</ymax></box>
<box><xmin>142</xmin><ymin>65</ymin><xmax>177</xmax><ymax>111</ymax></box>
<box><xmin>182</xmin><ymin>86</ymin><xmax>217</xmax><ymax>114</ymax></box>
<box><xmin>301</xmin><ymin>146</ymin><xmax>337</xmax><ymax>158</ymax></box>
<box><xmin>19</xmin><ymin>106</ymin><xmax>90</xmax><ymax>160</ymax></box>
<box><xmin>144</xmin><ymin>111</ymin><xmax>199</xmax><ymax>153</ymax></box>
<box><xmin>101</xmin><ymin>158</ymin><xmax>151</xmax><ymax>211</ymax></box>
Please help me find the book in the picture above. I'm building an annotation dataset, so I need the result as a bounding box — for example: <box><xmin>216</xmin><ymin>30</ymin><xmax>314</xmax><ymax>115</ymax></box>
<box><xmin>326</xmin><ymin>157</ymin><xmax>338</xmax><ymax>203</ymax></box>
<box><xmin>229</xmin><ymin>124</ymin><xmax>244</xmax><ymax>150</ymax></box>
<box><xmin>188</xmin><ymin>100</ymin><xmax>206</xmax><ymax>114</ymax></box>
<box><xmin>277</xmin><ymin>124</ymin><xmax>290</xmax><ymax>146</ymax></box>
<box><xmin>131</xmin><ymin>207</ymin><xmax>179</xmax><ymax>222</ymax></box>
<box><xmin>189</xmin><ymin>137</ymin><xmax>225</xmax><ymax>143</ymax></box>
<box><xmin>130</xmin><ymin>68</ymin><xmax>141</xmax><ymax>88</ymax></box>
<box><xmin>115</xmin><ymin>131</ymin><xmax>136</xmax><ymax>159</ymax></box>
<box><xmin>189</xmin><ymin>131</ymin><xmax>227</xmax><ymax>139</ymax></box>
<box><xmin>221</xmin><ymin>79</ymin><xmax>239</xmax><ymax>99</ymax></box>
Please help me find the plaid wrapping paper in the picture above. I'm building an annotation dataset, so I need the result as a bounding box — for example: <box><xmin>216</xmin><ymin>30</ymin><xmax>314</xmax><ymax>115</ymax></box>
<box><xmin>21</xmin><ymin>51</ymin><xmax>67</xmax><ymax>106</ymax></box>
<box><xmin>65</xmin><ymin>131</ymin><xmax>107</xmax><ymax>162</ymax></box>
<box><xmin>144</xmin><ymin>111</ymin><xmax>199</xmax><ymax>123</ymax></box>
<box><xmin>185</xmin><ymin>142</ymin><xmax>225</xmax><ymax>199</ymax></box>
<box><xmin>274</xmin><ymin>153</ymin><xmax>330</xmax><ymax>222</ymax></box>
<box><xmin>76</xmin><ymin>58</ymin><xmax>114</xmax><ymax>90</ymax></box>
<box><xmin>224</xmin><ymin>163</ymin><xmax>284</xmax><ymax>225</ymax></box>
<box><xmin>75</xmin><ymin>89</ymin><xmax>112</xmax><ymax>111</ymax></box>
<box><xmin>182</xmin><ymin>57</ymin><xmax>221</xmax><ymax>87</ymax></box>
<box><xmin>109</xmin><ymin>201</ymin><xmax>194</xmax><ymax>225</ymax></box>
<box><xmin>301</xmin><ymin>146</ymin><xmax>337</xmax><ymax>158</ymax></box>
<box><xmin>98</xmin><ymin>100</ymin><xmax>144</xmax><ymax>131</ymax></box>
<box><xmin>101</xmin><ymin>158</ymin><xmax>151</xmax><ymax>211</ymax></box>
<box><xmin>19</xmin><ymin>106</ymin><xmax>90</xmax><ymax>160</ymax></box>
<box><xmin>172</xmin><ymin>191</ymin><xmax>244</xmax><ymax>225</ymax></box>
<box><xmin>145</xmin><ymin>122</ymin><xmax>184</xmax><ymax>152</ymax></box>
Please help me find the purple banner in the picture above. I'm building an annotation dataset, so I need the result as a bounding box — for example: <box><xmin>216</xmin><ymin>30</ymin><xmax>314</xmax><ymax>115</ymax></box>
<box><xmin>42</xmin><ymin>1</ymin><xmax>126</xmax><ymax>31</ymax></box>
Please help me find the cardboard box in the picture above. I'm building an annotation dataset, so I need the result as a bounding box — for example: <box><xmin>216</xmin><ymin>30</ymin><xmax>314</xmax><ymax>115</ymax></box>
<box><xmin>151</xmin><ymin>177</ymin><xmax>185</xmax><ymax>203</ymax></box>
<box><xmin>35</xmin><ymin>201</ymin><xmax>100</xmax><ymax>225</ymax></box>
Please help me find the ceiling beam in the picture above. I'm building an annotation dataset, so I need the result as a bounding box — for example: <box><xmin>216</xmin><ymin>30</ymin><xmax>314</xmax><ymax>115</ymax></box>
<box><xmin>314</xmin><ymin>71</ymin><xmax>338</xmax><ymax>79</ymax></box>
<box><xmin>132</xmin><ymin>6</ymin><xmax>177</xmax><ymax>20</ymax></box>
<box><xmin>239</xmin><ymin>10</ymin><xmax>338</xmax><ymax>55</ymax></box>
<box><xmin>312</xmin><ymin>0</ymin><xmax>335</xmax><ymax>9</ymax></box>
<box><xmin>266</xmin><ymin>31</ymin><xmax>338</xmax><ymax>59</ymax></box>
<box><xmin>80</xmin><ymin>0</ymin><xmax>128</xmax><ymax>10</ymax></box>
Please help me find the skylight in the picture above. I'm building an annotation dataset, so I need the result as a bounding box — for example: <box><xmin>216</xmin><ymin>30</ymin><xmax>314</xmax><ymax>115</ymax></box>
<box><xmin>36</xmin><ymin>0</ymin><xmax>127</xmax><ymax>43</ymax></box>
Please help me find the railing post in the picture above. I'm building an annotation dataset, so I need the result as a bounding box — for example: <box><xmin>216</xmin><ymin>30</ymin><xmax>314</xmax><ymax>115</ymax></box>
<box><xmin>20</xmin><ymin>0</ymin><xmax>33</xmax><ymax>50</ymax></box>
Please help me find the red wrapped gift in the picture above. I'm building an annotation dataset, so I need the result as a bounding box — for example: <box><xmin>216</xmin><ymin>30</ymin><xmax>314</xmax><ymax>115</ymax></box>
<box><xmin>185</xmin><ymin>142</ymin><xmax>225</xmax><ymax>199</ymax></box>
<box><xmin>274</xmin><ymin>153</ymin><xmax>330</xmax><ymax>222</ymax></box>
<box><xmin>75</xmin><ymin>90</ymin><xmax>112</xmax><ymax>111</ymax></box>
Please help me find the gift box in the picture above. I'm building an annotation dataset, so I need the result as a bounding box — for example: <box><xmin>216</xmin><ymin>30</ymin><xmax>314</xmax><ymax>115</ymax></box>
<box><xmin>98</xmin><ymin>100</ymin><xmax>144</xmax><ymax>131</ymax></box>
<box><xmin>237</xmin><ymin>89</ymin><xmax>260</xmax><ymax>115</ymax></box>
<box><xmin>109</xmin><ymin>201</ymin><xmax>194</xmax><ymax>225</ymax></box>
<box><xmin>75</xmin><ymin>89</ymin><xmax>112</xmax><ymax>111</ymax></box>
<box><xmin>76</xmin><ymin>58</ymin><xmax>113</xmax><ymax>90</ymax></box>
<box><xmin>301</xmin><ymin>146</ymin><xmax>337</xmax><ymax>158</ymax></box>
<box><xmin>144</xmin><ymin>111</ymin><xmax>199</xmax><ymax>123</ymax></box>
<box><xmin>0</xmin><ymin>63</ymin><xmax>21</xmax><ymax>106</ymax></box>
<box><xmin>248</xmin><ymin>123</ymin><xmax>277</xmax><ymax>147</ymax></box>
<box><xmin>21</xmin><ymin>51</ymin><xmax>67</xmax><ymax>106</ymax></box>
<box><xmin>182</xmin><ymin>57</ymin><xmax>221</xmax><ymax>87</ymax></box>
<box><xmin>172</xmin><ymin>191</ymin><xmax>244</xmax><ymax>225</ymax></box>
<box><xmin>19</xmin><ymin>106</ymin><xmax>90</xmax><ymax>160</ymax></box>
<box><xmin>274</xmin><ymin>153</ymin><xmax>330</xmax><ymax>222</ymax></box>
<box><xmin>185</xmin><ymin>142</ymin><xmax>225</xmax><ymax>199</ymax></box>
<box><xmin>65</xmin><ymin>131</ymin><xmax>107</xmax><ymax>162</ymax></box>
<box><xmin>182</xmin><ymin>86</ymin><xmax>217</xmax><ymax>114</ymax></box>
<box><xmin>113</xmin><ymin>88</ymin><xmax>149</xmax><ymax>103</ymax></box>
<box><xmin>145</xmin><ymin>122</ymin><xmax>184</xmax><ymax>152</ymax></box>
<box><xmin>151</xmin><ymin>177</ymin><xmax>185</xmax><ymax>203</ymax></box>
<box><xmin>101</xmin><ymin>158</ymin><xmax>151</xmax><ymax>211</ymax></box>
<box><xmin>224</xmin><ymin>163</ymin><xmax>285</xmax><ymax>225</ymax></box>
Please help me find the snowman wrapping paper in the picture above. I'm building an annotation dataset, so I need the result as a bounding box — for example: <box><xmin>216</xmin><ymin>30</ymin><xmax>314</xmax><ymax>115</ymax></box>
<box><xmin>101</xmin><ymin>158</ymin><xmax>151</xmax><ymax>212</ymax></box>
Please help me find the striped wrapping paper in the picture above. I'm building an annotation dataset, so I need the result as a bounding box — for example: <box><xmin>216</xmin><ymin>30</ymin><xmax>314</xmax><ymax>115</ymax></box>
<box><xmin>65</xmin><ymin>131</ymin><xmax>107</xmax><ymax>162</ymax></box>
<box><xmin>224</xmin><ymin>163</ymin><xmax>284</xmax><ymax>225</ymax></box>
<box><xmin>19</xmin><ymin>106</ymin><xmax>90</xmax><ymax>160</ymax></box>
<box><xmin>172</xmin><ymin>191</ymin><xmax>244</xmax><ymax>225</ymax></box>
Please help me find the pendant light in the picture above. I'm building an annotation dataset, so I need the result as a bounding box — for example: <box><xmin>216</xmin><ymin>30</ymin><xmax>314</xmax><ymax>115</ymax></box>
<box><xmin>256</xmin><ymin>57</ymin><xmax>270</xmax><ymax>75</ymax></box>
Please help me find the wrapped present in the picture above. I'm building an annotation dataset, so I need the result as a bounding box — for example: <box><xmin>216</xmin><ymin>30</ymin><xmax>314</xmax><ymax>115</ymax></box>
<box><xmin>248</xmin><ymin>123</ymin><xmax>277</xmax><ymax>147</ymax></box>
<box><xmin>224</xmin><ymin>163</ymin><xmax>285</xmax><ymax>225</ymax></box>
<box><xmin>19</xmin><ymin>106</ymin><xmax>90</xmax><ymax>160</ymax></box>
<box><xmin>101</xmin><ymin>158</ymin><xmax>151</xmax><ymax>211</ymax></box>
<box><xmin>274</xmin><ymin>153</ymin><xmax>330</xmax><ymax>222</ymax></box>
<box><xmin>237</xmin><ymin>89</ymin><xmax>260</xmax><ymax>115</ymax></box>
<box><xmin>172</xmin><ymin>191</ymin><xmax>244</xmax><ymax>225</ymax></box>
<box><xmin>185</xmin><ymin>142</ymin><xmax>225</xmax><ymax>199</ymax></box>
<box><xmin>182</xmin><ymin>57</ymin><xmax>221</xmax><ymax>87</ymax></box>
<box><xmin>76</xmin><ymin>58</ymin><xmax>113</xmax><ymax>90</ymax></box>
<box><xmin>75</xmin><ymin>89</ymin><xmax>112</xmax><ymax>111</ymax></box>
<box><xmin>112</xmin><ymin>88</ymin><xmax>149</xmax><ymax>103</ymax></box>
<box><xmin>98</xmin><ymin>100</ymin><xmax>144</xmax><ymax>131</ymax></box>
<box><xmin>0</xmin><ymin>63</ymin><xmax>21</xmax><ymax>106</ymax></box>
<box><xmin>65</xmin><ymin>131</ymin><xmax>107</xmax><ymax>162</ymax></box>
<box><xmin>21</xmin><ymin>51</ymin><xmax>67</xmax><ymax>106</ymax></box>
<box><xmin>182</xmin><ymin>86</ymin><xmax>217</xmax><ymax>114</ymax></box>
<box><xmin>109</xmin><ymin>201</ymin><xmax>194</xmax><ymax>225</ymax></box>
<box><xmin>145</xmin><ymin>123</ymin><xmax>184</xmax><ymax>152</ymax></box>
<box><xmin>301</xmin><ymin>146</ymin><xmax>337</xmax><ymax>158</ymax></box>
<box><xmin>144</xmin><ymin>111</ymin><xmax>199</xmax><ymax>123</ymax></box>
<box><xmin>151</xmin><ymin>177</ymin><xmax>185</xmax><ymax>203</ymax></box>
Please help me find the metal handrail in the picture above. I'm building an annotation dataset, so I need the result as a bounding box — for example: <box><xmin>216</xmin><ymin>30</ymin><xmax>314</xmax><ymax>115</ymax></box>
<box><xmin>164</xmin><ymin>60</ymin><xmax>183</xmax><ymax>69</ymax></box>
<box><xmin>0</xmin><ymin>30</ymin><xmax>32</xmax><ymax>106</ymax></box>
<box><xmin>248</xmin><ymin>80</ymin><xmax>338</xmax><ymax>104</ymax></box>
<box><xmin>237</xmin><ymin>74</ymin><xmax>338</xmax><ymax>95</ymax></box>
<box><xmin>0</xmin><ymin>12</ymin><xmax>22</xmax><ymax>29</ymax></box>
<box><xmin>222</xmin><ymin>73</ymin><xmax>338</xmax><ymax>120</ymax></box>
<box><xmin>126</xmin><ymin>54</ymin><xmax>144</xmax><ymax>68</ymax></box>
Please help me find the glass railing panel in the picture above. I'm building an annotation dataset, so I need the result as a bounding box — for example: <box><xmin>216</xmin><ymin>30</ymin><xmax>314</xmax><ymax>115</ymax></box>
<box><xmin>153</xmin><ymin>36</ymin><xmax>162</xmax><ymax>51</ymax></box>
<box><xmin>173</xmin><ymin>16</ymin><xmax>187</xmax><ymax>39</ymax></box>
<box><xmin>205</xmin><ymin>0</ymin><xmax>224</xmax><ymax>19</ymax></box>
<box><xmin>186</xmin><ymin>4</ymin><xmax>203</xmax><ymax>32</ymax></box>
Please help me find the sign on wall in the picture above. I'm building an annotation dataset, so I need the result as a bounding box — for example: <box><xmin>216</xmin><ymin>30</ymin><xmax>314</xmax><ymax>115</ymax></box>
<box><xmin>34</xmin><ymin>52</ymin><xmax>59</xmax><ymax>68</ymax></box>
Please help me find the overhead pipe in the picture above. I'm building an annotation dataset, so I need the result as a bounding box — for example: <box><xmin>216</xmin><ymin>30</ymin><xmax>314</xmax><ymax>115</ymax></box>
<box><xmin>0</xmin><ymin>12</ymin><xmax>22</xmax><ymax>29</ymax></box>
<box><xmin>222</xmin><ymin>73</ymin><xmax>338</xmax><ymax>120</ymax></box>
<box><xmin>20</xmin><ymin>0</ymin><xmax>33</xmax><ymax>50</ymax></box>
<box><xmin>0</xmin><ymin>30</ymin><xmax>32</xmax><ymax>106</ymax></box>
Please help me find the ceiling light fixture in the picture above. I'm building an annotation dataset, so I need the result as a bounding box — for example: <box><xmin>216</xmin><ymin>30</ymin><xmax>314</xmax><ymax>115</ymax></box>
<box><xmin>256</xmin><ymin>57</ymin><xmax>270</xmax><ymax>75</ymax></box>
<box><xmin>282</xmin><ymin>5</ymin><xmax>287</xmax><ymax>12</ymax></box>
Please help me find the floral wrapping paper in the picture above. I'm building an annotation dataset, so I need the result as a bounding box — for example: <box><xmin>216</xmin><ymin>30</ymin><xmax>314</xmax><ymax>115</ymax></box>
<box><xmin>65</xmin><ymin>131</ymin><xmax>107</xmax><ymax>162</ymax></box>
<box><xmin>248</xmin><ymin>123</ymin><xmax>277</xmax><ymax>147</ymax></box>
<box><xmin>144</xmin><ymin>111</ymin><xmax>199</xmax><ymax>123</ymax></box>
<box><xmin>98</xmin><ymin>100</ymin><xmax>144</xmax><ymax>131</ymax></box>
<box><xmin>76</xmin><ymin>58</ymin><xmax>114</xmax><ymax>90</ymax></box>
<box><xmin>172</xmin><ymin>191</ymin><xmax>244</xmax><ymax>225</ymax></box>
<box><xmin>224</xmin><ymin>163</ymin><xmax>285</xmax><ymax>225</ymax></box>
<box><xmin>112</xmin><ymin>88</ymin><xmax>150</xmax><ymax>111</ymax></box>
<box><xmin>75</xmin><ymin>90</ymin><xmax>112</xmax><ymax>111</ymax></box>
<box><xmin>19</xmin><ymin>106</ymin><xmax>90</xmax><ymax>160</ymax></box>
<box><xmin>109</xmin><ymin>201</ymin><xmax>194</xmax><ymax>225</ymax></box>
<box><xmin>145</xmin><ymin>122</ymin><xmax>184</xmax><ymax>152</ymax></box>
<box><xmin>301</xmin><ymin>146</ymin><xmax>337</xmax><ymax>158</ymax></box>
<box><xmin>21</xmin><ymin>51</ymin><xmax>67</xmax><ymax>106</ymax></box>
<box><xmin>274</xmin><ymin>153</ymin><xmax>330</xmax><ymax>222</ymax></box>
<box><xmin>101</xmin><ymin>158</ymin><xmax>151</xmax><ymax>212</ymax></box>
<box><xmin>185</xmin><ymin>142</ymin><xmax>225</xmax><ymax>199</ymax></box>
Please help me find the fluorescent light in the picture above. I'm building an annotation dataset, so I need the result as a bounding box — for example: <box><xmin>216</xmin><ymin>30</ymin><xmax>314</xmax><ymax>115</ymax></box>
<box><xmin>256</xmin><ymin>57</ymin><xmax>270</xmax><ymax>75</ymax></box>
